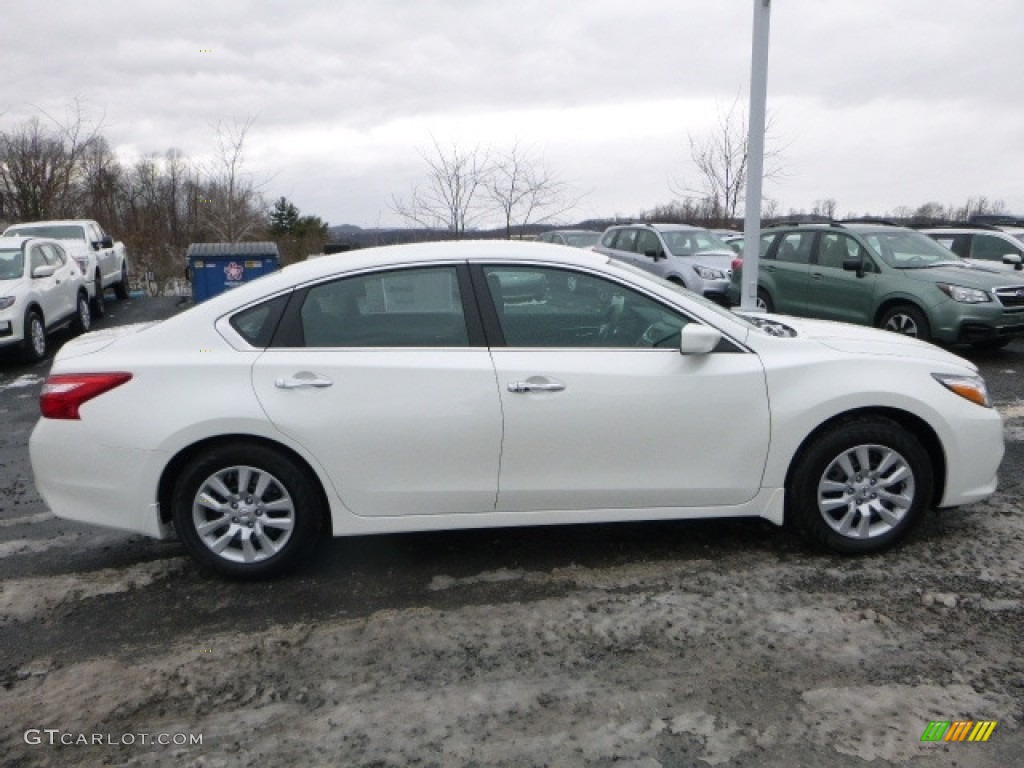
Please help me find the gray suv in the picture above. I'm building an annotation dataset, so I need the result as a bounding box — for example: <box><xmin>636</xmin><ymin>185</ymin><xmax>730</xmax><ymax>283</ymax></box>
<box><xmin>594</xmin><ymin>223</ymin><xmax>735</xmax><ymax>304</ymax></box>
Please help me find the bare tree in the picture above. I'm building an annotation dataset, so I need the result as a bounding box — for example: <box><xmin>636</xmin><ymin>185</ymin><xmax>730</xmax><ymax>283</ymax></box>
<box><xmin>198</xmin><ymin>115</ymin><xmax>267</xmax><ymax>242</ymax></box>
<box><xmin>391</xmin><ymin>136</ymin><xmax>489</xmax><ymax>237</ymax></box>
<box><xmin>672</xmin><ymin>99</ymin><xmax>785</xmax><ymax>225</ymax></box>
<box><xmin>0</xmin><ymin>101</ymin><xmax>103</xmax><ymax>220</ymax></box>
<box><xmin>486</xmin><ymin>141</ymin><xmax>585</xmax><ymax>239</ymax></box>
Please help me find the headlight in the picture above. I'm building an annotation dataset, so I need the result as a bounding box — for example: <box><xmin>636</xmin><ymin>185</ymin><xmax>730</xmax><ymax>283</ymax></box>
<box><xmin>693</xmin><ymin>265</ymin><xmax>727</xmax><ymax>280</ymax></box>
<box><xmin>932</xmin><ymin>373</ymin><xmax>992</xmax><ymax>407</ymax></box>
<box><xmin>0</xmin><ymin>296</ymin><xmax>15</xmax><ymax>311</ymax></box>
<box><xmin>937</xmin><ymin>283</ymin><xmax>991</xmax><ymax>303</ymax></box>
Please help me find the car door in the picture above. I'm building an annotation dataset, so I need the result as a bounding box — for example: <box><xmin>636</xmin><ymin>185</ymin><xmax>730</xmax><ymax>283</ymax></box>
<box><xmin>760</xmin><ymin>231</ymin><xmax>813</xmax><ymax>314</ymax></box>
<box><xmin>41</xmin><ymin>243</ymin><xmax>77</xmax><ymax>320</ymax></box>
<box><xmin>251</xmin><ymin>264</ymin><xmax>503</xmax><ymax>517</ymax></box>
<box><xmin>601</xmin><ymin>228</ymin><xmax>641</xmax><ymax>268</ymax></box>
<box><xmin>803</xmin><ymin>232</ymin><xmax>878</xmax><ymax>324</ymax></box>
<box><xmin>970</xmin><ymin>233</ymin><xmax>1024</xmax><ymax>270</ymax></box>
<box><xmin>478</xmin><ymin>264</ymin><xmax>771</xmax><ymax>511</ymax></box>
<box><xmin>631</xmin><ymin>229</ymin><xmax>666</xmax><ymax>278</ymax></box>
<box><xmin>28</xmin><ymin>244</ymin><xmax>65</xmax><ymax>324</ymax></box>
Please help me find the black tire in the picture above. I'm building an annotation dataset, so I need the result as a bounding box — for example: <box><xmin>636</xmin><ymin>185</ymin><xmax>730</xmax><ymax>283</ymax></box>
<box><xmin>21</xmin><ymin>309</ymin><xmax>47</xmax><ymax>363</ymax></box>
<box><xmin>72</xmin><ymin>291</ymin><xmax>91</xmax><ymax>335</ymax></box>
<box><xmin>756</xmin><ymin>288</ymin><xmax>774</xmax><ymax>312</ymax></box>
<box><xmin>114</xmin><ymin>263</ymin><xmax>130</xmax><ymax>300</ymax></box>
<box><xmin>787</xmin><ymin>417</ymin><xmax>933</xmax><ymax>554</ymax></box>
<box><xmin>878</xmin><ymin>304</ymin><xmax>929</xmax><ymax>341</ymax></box>
<box><xmin>91</xmin><ymin>273</ymin><xmax>106</xmax><ymax>318</ymax></box>
<box><xmin>172</xmin><ymin>443</ymin><xmax>324</xmax><ymax>579</ymax></box>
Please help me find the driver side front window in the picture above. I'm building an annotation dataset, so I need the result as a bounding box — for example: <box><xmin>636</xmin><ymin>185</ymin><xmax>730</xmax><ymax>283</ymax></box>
<box><xmin>482</xmin><ymin>266</ymin><xmax>688</xmax><ymax>349</ymax></box>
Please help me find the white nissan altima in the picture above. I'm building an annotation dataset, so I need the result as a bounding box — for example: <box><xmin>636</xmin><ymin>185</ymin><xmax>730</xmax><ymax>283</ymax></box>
<box><xmin>30</xmin><ymin>241</ymin><xmax>1004</xmax><ymax>578</ymax></box>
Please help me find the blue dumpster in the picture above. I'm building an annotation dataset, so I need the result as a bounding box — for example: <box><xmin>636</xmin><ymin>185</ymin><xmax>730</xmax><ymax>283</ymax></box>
<box><xmin>186</xmin><ymin>242</ymin><xmax>281</xmax><ymax>303</ymax></box>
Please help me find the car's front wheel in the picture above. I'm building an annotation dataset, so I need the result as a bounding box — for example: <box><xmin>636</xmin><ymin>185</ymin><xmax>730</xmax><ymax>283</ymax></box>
<box><xmin>72</xmin><ymin>291</ymin><xmax>91</xmax><ymax>334</ymax></box>
<box><xmin>878</xmin><ymin>304</ymin><xmax>929</xmax><ymax>341</ymax></box>
<box><xmin>787</xmin><ymin>417</ymin><xmax>933</xmax><ymax>554</ymax></box>
<box><xmin>172</xmin><ymin>443</ymin><xmax>324</xmax><ymax>578</ymax></box>
<box><xmin>21</xmin><ymin>309</ymin><xmax>47</xmax><ymax>363</ymax></box>
<box><xmin>114</xmin><ymin>263</ymin><xmax>130</xmax><ymax>300</ymax></box>
<box><xmin>756</xmin><ymin>288</ymin><xmax>774</xmax><ymax>312</ymax></box>
<box><xmin>91</xmin><ymin>273</ymin><xmax>106</xmax><ymax>318</ymax></box>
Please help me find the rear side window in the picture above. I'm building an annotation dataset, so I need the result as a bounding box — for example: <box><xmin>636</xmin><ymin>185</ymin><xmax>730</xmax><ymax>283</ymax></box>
<box><xmin>771</xmin><ymin>232</ymin><xmax>814</xmax><ymax>264</ymax></box>
<box><xmin>300</xmin><ymin>266</ymin><xmax>469</xmax><ymax>347</ymax></box>
<box><xmin>229</xmin><ymin>294</ymin><xmax>289</xmax><ymax>347</ymax></box>
<box><xmin>611</xmin><ymin>229</ymin><xmax>638</xmax><ymax>252</ymax></box>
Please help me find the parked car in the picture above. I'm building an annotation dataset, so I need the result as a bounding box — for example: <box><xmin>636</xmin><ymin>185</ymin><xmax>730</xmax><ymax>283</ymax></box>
<box><xmin>0</xmin><ymin>236</ymin><xmax>91</xmax><ymax>362</ymax></box>
<box><xmin>2</xmin><ymin>219</ymin><xmax>129</xmax><ymax>317</ymax></box>
<box><xmin>536</xmin><ymin>229</ymin><xmax>601</xmax><ymax>248</ymax></box>
<box><xmin>30</xmin><ymin>240</ymin><xmax>1003</xmax><ymax>578</ymax></box>
<box><xmin>594</xmin><ymin>223</ymin><xmax>735</xmax><ymax>304</ymax></box>
<box><xmin>921</xmin><ymin>226</ymin><xmax>1024</xmax><ymax>272</ymax></box>
<box><xmin>727</xmin><ymin>222</ymin><xmax>1024</xmax><ymax>348</ymax></box>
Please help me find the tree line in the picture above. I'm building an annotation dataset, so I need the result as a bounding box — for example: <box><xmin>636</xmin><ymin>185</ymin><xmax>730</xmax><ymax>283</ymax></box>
<box><xmin>0</xmin><ymin>106</ymin><xmax>326</xmax><ymax>281</ymax></box>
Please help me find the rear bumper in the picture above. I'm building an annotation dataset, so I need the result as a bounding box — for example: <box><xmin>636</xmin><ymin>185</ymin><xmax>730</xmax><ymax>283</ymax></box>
<box><xmin>29</xmin><ymin>418</ymin><xmax>173</xmax><ymax>539</ymax></box>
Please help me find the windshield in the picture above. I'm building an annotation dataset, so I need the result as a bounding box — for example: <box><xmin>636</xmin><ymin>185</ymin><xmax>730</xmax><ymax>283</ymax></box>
<box><xmin>564</xmin><ymin>232</ymin><xmax>600</xmax><ymax>248</ymax></box>
<box><xmin>0</xmin><ymin>249</ymin><xmax>25</xmax><ymax>280</ymax></box>
<box><xmin>3</xmin><ymin>225</ymin><xmax>85</xmax><ymax>240</ymax></box>
<box><xmin>861</xmin><ymin>230</ymin><xmax>964</xmax><ymax>269</ymax></box>
<box><xmin>661</xmin><ymin>229</ymin><xmax>732</xmax><ymax>256</ymax></box>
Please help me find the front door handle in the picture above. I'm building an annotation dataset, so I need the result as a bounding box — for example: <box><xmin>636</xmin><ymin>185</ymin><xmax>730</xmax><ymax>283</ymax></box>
<box><xmin>508</xmin><ymin>377</ymin><xmax>565</xmax><ymax>394</ymax></box>
<box><xmin>275</xmin><ymin>372</ymin><xmax>333</xmax><ymax>389</ymax></box>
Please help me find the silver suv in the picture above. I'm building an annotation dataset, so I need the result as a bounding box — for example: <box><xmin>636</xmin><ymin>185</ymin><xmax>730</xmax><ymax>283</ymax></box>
<box><xmin>594</xmin><ymin>223</ymin><xmax>735</xmax><ymax>304</ymax></box>
<box><xmin>921</xmin><ymin>226</ymin><xmax>1024</xmax><ymax>272</ymax></box>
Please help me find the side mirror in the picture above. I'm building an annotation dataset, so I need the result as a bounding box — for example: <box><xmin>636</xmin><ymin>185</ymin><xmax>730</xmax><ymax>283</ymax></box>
<box><xmin>644</xmin><ymin>249</ymin><xmax>665</xmax><ymax>260</ymax></box>
<box><xmin>1002</xmin><ymin>254</ymin><xmax>1022</xmax><ymax>270</ymax></box>
<box><xmin>100</xmin><ymin>235</ymin><xmax>114</xmax><ymax>249</ymax></box>
<box><xmin>842</xmin><ymin>256</ymin><xmax>865</xmax><ymax>278</ymax></box>
<box><xmin>32</xmin><ymin>265</ymin><xmax>57</xmax><ymax>279</ymax></box>
<box><xmin>679</xmin><ymin>324</ymin><xmax>722</xmax><ymax>355</ymax></box>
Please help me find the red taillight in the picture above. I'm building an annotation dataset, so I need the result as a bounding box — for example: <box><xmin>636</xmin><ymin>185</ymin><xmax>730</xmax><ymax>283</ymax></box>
<box><xmin>40</xmin><ymin>373</ymin><xmax>133</xmax><ymax>420</ymax></box>
<box><xmin>731</xmin><ymin>257</ymin><xmax>744</xmax><ymax>272</ymax></box>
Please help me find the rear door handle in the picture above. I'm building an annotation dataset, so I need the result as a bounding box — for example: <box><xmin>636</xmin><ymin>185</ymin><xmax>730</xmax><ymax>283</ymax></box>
<box><xmin>275</xmin><ymin>372</ymin><xmax>333</xmax><ymax>389</ymax></box>
<box><xmin>508</xmin><ymin>377</ymin><xmax>565</xmax><ymax>394</ymax></box>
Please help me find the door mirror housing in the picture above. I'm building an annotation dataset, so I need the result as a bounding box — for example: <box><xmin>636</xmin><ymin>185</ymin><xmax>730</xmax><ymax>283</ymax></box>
<box><xmin>842</xmin><ymin>256</ymin><xmax>865</xmax><ymax>278</ymax></box>
<box><xmin>1001</xmin><ymin>253</ymin><xmax>1022</xmax><ymax>269</ymax></box>
<box><xmin>32</xmin><ymin>265</ymin><xmax>57</xmax><ymax>279</ymax></box>
<box><xmin>645</xmin><ymin>249</ymin><xmax>666</xmax><ymax>261</ymax></box>
<box><xmin>679</xmin><ymin>324</ymin><xmax>722</xmax><ymax>355</ymax></box>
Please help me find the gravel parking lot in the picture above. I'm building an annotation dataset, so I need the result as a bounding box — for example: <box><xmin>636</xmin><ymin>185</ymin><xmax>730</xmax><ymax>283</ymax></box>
<box><xmin>1</xmin><ymin>297</ymin><xmax>1022</xmax><ymax>767</ymax></box>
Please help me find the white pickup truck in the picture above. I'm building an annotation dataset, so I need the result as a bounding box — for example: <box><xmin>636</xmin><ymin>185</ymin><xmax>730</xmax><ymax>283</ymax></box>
<box><xmin>1</xmin><ymin>219</ymin><xmax>129</xmax><ymax>316</ymax></box>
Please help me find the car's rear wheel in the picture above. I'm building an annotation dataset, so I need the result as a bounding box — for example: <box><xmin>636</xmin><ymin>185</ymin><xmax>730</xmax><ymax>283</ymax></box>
<box><xmin>787</xmin><ymin>417</ymin><xmax>933</xmax><ymax>554</ymax></box>
<box><xmin>72</xmin><ymin>291</ymin><xmax>91</xmax><ymax>334</ymax></box>
<box><xmin>21</xmin><ymin>309</ymin><xmax>47</xmax><ymax>363</ymax></box>
<box><xmin>756</xmin><ymin>288</ymin><xmax>774</xmax><ymax>312</ymax></box>
<box><xmin>878</xmin><ymin>304</ymin><xmax>929</xmax><ymax>341</ymax></box>
<box><xmin>91</xmin><ymin>273</ymin><xmax>106</xmax><ymax>318</ymax></box>
<box><xmin>172</xmin><ymin>443</ymin><xmax>324</xmax><ymax>579</ymax></box>
<box><xmin>114</xmin><ymin>263</ymin><xmax>130</xmax><ymax>300</ymax></box>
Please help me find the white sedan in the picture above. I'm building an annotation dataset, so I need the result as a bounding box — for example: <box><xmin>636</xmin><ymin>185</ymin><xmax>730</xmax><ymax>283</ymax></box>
<box><xmin>30</xmin><ymin>241</ymin><xmax>1003</xmax><ymax>578</ymax></box>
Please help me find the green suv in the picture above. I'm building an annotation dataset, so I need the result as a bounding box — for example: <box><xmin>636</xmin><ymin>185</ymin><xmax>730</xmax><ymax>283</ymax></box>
<box><xmin>727</xmin><ymin>222</ymin><xmax>1024</xmax><ymax>347</ymax></box>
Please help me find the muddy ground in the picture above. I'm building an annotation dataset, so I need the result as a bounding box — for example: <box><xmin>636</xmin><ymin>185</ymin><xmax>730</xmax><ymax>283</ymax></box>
<box><xmin>1</xmin><ymin>297</ymin><xmax>1021</xmax><ymax>767</ymax></box>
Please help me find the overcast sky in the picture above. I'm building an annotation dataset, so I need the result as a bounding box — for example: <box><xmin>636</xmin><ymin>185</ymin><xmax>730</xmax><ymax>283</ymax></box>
<box><xmin>4</xmin><ymin>1</ymin><xmax>1022</xmax><ymax>229</ymax></box>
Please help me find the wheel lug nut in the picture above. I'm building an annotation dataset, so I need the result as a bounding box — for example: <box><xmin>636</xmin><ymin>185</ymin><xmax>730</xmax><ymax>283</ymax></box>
<box><xmin>247</xmin><ymin>522</ymin><xmax>254</xmax><ymax>528</ymax></box>
<box><xmin>231</xmin><ymin>502</ymin><xmax>238</xmax><ymax>509</ymax></box>
<box><xmin>255</xmin><ymin>510</ymin><xmax>262</xmax><ymax>516</ymax></box>
<box><xmin>231</xmin><ymin>517</ymin><xmax>239</xmax><ymax>523</ymax></box>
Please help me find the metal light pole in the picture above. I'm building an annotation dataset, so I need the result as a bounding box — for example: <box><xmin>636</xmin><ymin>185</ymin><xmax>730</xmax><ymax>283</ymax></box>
<box><xmin>740</xmin><ymin>0</ymin><xmax>771</xmax><ymax>310</ymax></box>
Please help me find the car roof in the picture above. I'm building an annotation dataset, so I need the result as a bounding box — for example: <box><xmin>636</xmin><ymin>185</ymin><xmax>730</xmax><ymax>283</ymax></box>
<box><xmin>4</xmin><ymin>220</ymin><xmax>89</xmax><ymax>228</ymax></box>
<box><xmin>542</xmin><ymin>229</ymin><xmax>598</xmax><ymax>235</ymax></box>
<box><xmin>0</xmin><ymin>235</ymin><xmax>45</xmax><ymax>248</ymax></box>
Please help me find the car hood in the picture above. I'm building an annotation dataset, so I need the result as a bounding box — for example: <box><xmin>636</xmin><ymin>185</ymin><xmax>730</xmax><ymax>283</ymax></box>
<box><xmin>53</xmin><ymin>321</ymin><xmax>162</xmax><ymax>359</ymax></box>
<box><xmin>901</xmin><ymin>262</ymin><xmax>1024</xmax><ymax>289</ymax></box>
<box><xmin>674</xmin><ymin>250</ymin><xmax>735</xmax><ymax>267</ymax></box>
<box><xmin>753</xmin><ymin>313</ymin><xmax>977</xmax><ymax>370</ymax></box>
